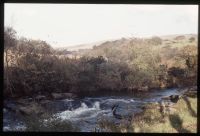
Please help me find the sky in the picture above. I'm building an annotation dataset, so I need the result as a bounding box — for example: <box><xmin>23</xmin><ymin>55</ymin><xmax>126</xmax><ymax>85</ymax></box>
<box><xmin>5</xmin><ymin>4</ymin><xmax>198</xmax><ymax>48</ymax></box>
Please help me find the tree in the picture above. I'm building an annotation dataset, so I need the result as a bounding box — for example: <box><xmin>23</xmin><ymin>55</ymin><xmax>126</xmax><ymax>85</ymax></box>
<box><xmin>37</xmin><ymin>41</ymin><xmax>53</xmax><ymax>55</ymax></box>
<box><xmin>178</xmin><ymin>45</ymin><xmax>197</xmax><ymax>76</ymax></box>
<box><xmin>4</xmin><ymin>27</ymin><xmax>17</xmax><ymax>96</ymax></box>
<box><xmin>4</xmin><ymin>27</ymin><xmax>17</xmax><ymax>67</ymax></box>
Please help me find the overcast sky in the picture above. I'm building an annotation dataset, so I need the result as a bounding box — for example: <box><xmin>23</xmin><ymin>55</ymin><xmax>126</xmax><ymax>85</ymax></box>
<box><xmin>5</xmin><ymin>4</ymin><xmax>198</xmax><ymax>48</ymax></box>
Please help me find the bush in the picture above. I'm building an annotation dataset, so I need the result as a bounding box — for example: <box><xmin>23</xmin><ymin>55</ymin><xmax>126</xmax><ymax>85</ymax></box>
<box><xmin>148</xmin><ymin>36</ymin><xmax>162</xmax><ymax>45</ymax></box>
<box><xmin>189</xmin><ymin>37</ymin><xmax>195</xmax><ymax>42</ymax></box>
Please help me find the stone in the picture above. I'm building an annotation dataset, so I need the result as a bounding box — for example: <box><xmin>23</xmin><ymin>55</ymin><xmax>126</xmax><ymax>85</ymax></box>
<box><xmin>35</xmin><ymin>95</ymin><xmax>46</xmax><ymax>101</ymax></box>
<box><xmin>40</xmin><ymin>100</ymin><xmax>52</xmax><ymax>105</ymax></box>
<box><xmin>51</xmin><ymin>93</ymin><xmax>64</xmax><ymax>100</ymax></box>
<box><xmin>63</xmin><ymin>93</ymin><xmax>77</xmax><ymax>98</ymax></box>
<box><xmin>19</xmin><ymin>107</ymin><xmax>33</xmax><ymax>115</ymax></box>
<box><xmin>161</xmin><ymin>95</ymin><xmax>180</xmax><ymax>103</ymax></box>
<box><xmin>3</xmin><ymin>108</ymin><xmax>7</xmax><ymax>112</ymax></box>
<box><xmin>18</xmin><ymin>103</ymin><xmax>44</xmax><ymax>115</ymax></box>
<box><xmin>51</xmin><ymin>93</ymin><xmax>76</xmax><ymax>100</ymax></box>
<box><xmin>15</xmin><ymin>99</ymin><xmax>29</xmax><ymax>106</ymax></box>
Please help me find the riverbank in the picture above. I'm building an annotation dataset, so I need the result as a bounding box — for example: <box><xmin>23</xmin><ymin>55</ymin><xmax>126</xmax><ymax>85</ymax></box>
<box><xmin>96</xmin><ymin>88</ymin><xmax>197</xmax><ymax>133</ymax></box>
<box><xmin>3</xmin><ymin>86</ymin><xmax>197</xmax><ymax>132</ymax></box>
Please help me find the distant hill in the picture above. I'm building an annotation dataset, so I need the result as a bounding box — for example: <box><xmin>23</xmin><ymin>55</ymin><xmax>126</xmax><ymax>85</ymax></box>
<box><xmin>57</xmin><ymin>34</ymin><xmax>197</xmax><ymax>52</ymax></box>
<box><xmin>57</xmin><ymin>40</ymin><xmax>111</xmax><ymax>51</ymax></box>
<box><xmin>159</xmin><ymin>34</ymin><xmax>197</xmax><ymax>41</ymax></box>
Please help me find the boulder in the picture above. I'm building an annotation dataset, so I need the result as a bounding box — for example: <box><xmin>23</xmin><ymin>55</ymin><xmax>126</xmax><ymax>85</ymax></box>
<box><xmin>161</xmin><ymin>95</ymin><xmax>180</xmax><ymax>103</ymax></box>
<box><xmin>111</xmin><ymin>104</ymin><xmax>143</xmax><ymax>121</ymax></box>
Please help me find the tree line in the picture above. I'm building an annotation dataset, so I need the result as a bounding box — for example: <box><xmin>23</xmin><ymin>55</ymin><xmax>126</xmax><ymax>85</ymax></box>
<box><xmin>4</xmin><ymin>27</ymin><xmax>197</xmax><ymax>98</ymax></box>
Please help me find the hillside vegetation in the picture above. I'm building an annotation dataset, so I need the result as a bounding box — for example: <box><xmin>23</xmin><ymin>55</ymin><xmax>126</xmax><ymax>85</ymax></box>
<box><xmin>4</xmin><ymin>27</ymin><xmax>197</xmax><ymax>98</ymax></box>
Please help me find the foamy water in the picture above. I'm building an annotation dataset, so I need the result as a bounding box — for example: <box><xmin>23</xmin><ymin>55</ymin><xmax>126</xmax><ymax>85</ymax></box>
<box><xmin>55</xmin><ymin>101</ymin><xmax>109</xmax><ymax>121</ymax></box>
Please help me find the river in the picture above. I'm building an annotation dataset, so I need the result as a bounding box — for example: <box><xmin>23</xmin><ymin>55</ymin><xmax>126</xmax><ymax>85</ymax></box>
<box><xmin>3</xmin><ymin>88</ymin><xmax>186</xmax><ymax>132</ymax></box>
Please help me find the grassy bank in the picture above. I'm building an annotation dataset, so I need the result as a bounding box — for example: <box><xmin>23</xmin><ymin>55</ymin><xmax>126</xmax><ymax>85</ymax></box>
<box><xmin>97</xmin><ymin>96</ymin><xmax>197</xmax><ymax>133</ymax></box>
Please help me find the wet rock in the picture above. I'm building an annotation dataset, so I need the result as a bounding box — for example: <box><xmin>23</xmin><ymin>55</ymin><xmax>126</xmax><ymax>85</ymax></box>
<box><xmin>111</xmin><ymin>103</ymin><xmax>143</xmax><ymax>120</ymax></box>
<box><xmin>35</xmin><ymin>95</ymin><xmax>46</xmax><ymax>101</ymax></box>
<box><xmin>3</xmin><ymin>108</ymin><xmax>7</xmax><ymax>113</ymax></box>
<box><xmin>40</xmin><ymin>100</ymin><xmax>52</xmax><ymax>105</ymax></box>
<box><xmin>18</xmin><ymin>103</ymin><xmax>44</xmax><ymax>115</ymax></box>
<box><xmin>161</xmin><ymin>94</ymin><xmax>180</xmax><ymax>103</ymax></box>
<box><xmin>63</xmin><ymin>93</ymin><xmax>77</xmax><ymax>98</ymax></box>
<box><xmin>19</xmin><ymin>107</ymin><xmax>33</xmax><ymax>115</ymax></box>
<box><xmin>51</xmin><ymin>93</ymin><xmax>77</xmax><ymax>100</ymax></box>
<box><xmin>51</xmin><ymin>93</ymin><xmax>63</xmax><ymax>99</ymax></box>
<box><xmin>15</xmin><ymin>99</ymin><xmax>30</xmax><ymax>106</ymax></box>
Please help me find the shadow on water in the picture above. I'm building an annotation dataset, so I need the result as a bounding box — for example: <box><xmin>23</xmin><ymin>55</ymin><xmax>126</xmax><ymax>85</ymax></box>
<box><xmin>182</xmin><ymin>96</ymin><xmax>197</xmax><ymax>117</ymax></box>
<box><xmin>169</xmin><ymin>114</ymin><xmax>191</xmax><ymax>133</ymax></box>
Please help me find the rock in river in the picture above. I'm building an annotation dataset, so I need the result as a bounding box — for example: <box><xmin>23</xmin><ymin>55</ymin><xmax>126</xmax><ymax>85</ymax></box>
<box><xmin>51</xmin><ymin>93</ymin><xmax>77</xmax><ymax>100</ymax></box>
<box><xmin>35</xmin><ymin>95</ymin><xmax>46</xmax><ymax>101</ymax></box>
<box><xmin>19</xmin><ymin>103</ymin><xmax>45</xmax><ymax>115</ymax></box>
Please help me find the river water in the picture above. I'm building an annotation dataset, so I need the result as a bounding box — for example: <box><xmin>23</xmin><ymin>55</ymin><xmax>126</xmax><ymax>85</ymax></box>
<box><xmin>3</xmin><ymin>88</ymin><xmax>186</xmax><ymax>132</ymax></box>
